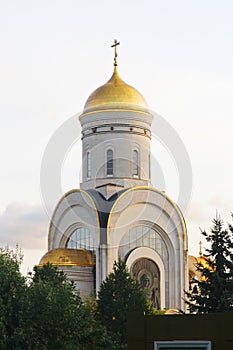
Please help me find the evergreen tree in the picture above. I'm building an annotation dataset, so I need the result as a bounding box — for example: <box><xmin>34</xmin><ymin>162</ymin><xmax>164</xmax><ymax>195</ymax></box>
<box><xmin>96</xmin><ymin>259</ymin><xmax>149</xmax><ymax>349</ymax></box>
<box><xmin>186</xmin><ymin>215</ymin><xmax>233</xmax><ymax>313</ymax></box>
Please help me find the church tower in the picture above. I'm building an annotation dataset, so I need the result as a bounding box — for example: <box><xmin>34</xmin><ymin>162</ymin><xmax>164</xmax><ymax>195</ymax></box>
<box><xmin>80</xmin><ymin>63</ymin><xmax>152</xmax><ymax>196</ymax></box>
<box><xmin>39</xmin><ymin>42</ymin><xmax>188</xmax><ymax>310</ymax></box>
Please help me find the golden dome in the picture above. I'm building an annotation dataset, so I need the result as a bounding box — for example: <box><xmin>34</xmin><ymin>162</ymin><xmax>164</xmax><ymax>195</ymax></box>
<box><xmin>38</xmin><ymin>248</ymin><xmax>93</xmax><ymax>267</ymax></box>
<box><xmin>82</xmin><ymin>67</ymin><xmax>149</xmax><ymax>114</ymax></box>
<box><xmin>188</xmin><ymin>255</ymin><xmax>198</xmax><ymax>270</ymax></box>
<box><xmin>197</xmin><ymin>255</ymin><xmax>211</xmax><ymax>268</ymax></box>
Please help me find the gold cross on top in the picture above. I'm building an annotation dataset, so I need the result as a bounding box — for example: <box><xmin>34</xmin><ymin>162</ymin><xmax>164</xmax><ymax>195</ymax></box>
<box><xmin>111</xmin><ymin>39</ymin><xmax>120</xmax><ymax>66</ymax></box>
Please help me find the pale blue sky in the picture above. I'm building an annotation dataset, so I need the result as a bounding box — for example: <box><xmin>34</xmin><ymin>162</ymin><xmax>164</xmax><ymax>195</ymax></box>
<box><xmin>0</xmin><ymin>1</ymin><xmax>233</xmax><ymax>273</ymax></box>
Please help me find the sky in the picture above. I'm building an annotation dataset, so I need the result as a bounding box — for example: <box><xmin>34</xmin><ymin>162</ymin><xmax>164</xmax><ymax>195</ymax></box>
<box><xmin>0</xmin><ymin>0</ymin><xmax>233</xmax><ymax>274</ymax></box>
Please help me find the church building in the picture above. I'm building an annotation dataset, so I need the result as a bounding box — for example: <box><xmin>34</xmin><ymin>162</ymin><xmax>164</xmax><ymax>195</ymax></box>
<box><xmin>39</xmin><ymin>42</ymin><xmax>190</xmax><ymax>310</ymax></box>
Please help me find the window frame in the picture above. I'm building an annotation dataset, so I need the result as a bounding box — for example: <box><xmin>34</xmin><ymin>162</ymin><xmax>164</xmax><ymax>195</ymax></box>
<box><xmin>106</xmin><ymin>149</ymin><xmax>113</xmax><ymax>175</ymax></box>
<box><xmin>133</xmin><ymin>149</ymin><xmax>139</xmax><ymax>176</ymax></box>
<box><xmin>87</xmin><ymin>151</ymin><xmax>91</xmax><ymax>178</ymax></box>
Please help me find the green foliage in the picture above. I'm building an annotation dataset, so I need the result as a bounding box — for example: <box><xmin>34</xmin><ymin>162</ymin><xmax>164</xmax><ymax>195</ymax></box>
<box><xmin>0</xmin><ymin>250</ymin><xmax>161</xmax><ymax>349</ymax></box>
<box><xmin>24</xmin><ymin>263</ymin><xmax>113</xmax><ymax>349</ymax></box>
<box><xmin>24</xmin><ymin>263</ymin><xmax>84</xmax><ymax>349</ymax></box>
<box><xmin>0</xmin><ymin>247</ymin><xmax>26</xmax><ymax>349</ymax></box>
<box><xmin>82</xmin><ymin>299</ymin><xmax>115</xmax><ymax>350</ymax></box>
<box><xmin>97</xmin><ymin>259</ymin><xmax>149</xmax><ymax>349</ymax></box>
<box><xmin>0</xmin><ymin>252</ymin><xmax>114</xmax><ymax>350</ymax></box>
<box><xmin>148</xmin><ymin>306</ymin><xmax>166</xmax><ymax>315</ymax></box>
<box><xmin>185</xmin><ymin>215</ymin><xmax>233</xmax><ymax>313</ymax></box>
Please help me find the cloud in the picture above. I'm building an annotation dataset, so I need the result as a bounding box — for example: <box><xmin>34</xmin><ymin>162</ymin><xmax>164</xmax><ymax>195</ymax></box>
<box><xmin>208</xmin><ymin>195</ymin><xmax>233</xmax><ymax>209</ymax></box>
<box><xmin>186</xmin><ymin>201</ymin><xmax>209</xmax><ymax>223</ymax></box>
<box><xmin>185</xmin><ymin>197</ymin><xmax>233</xmax><ymax>256</ymax></box>
<box><xmin>0</xmin><ymin>202</ymin><xmax>48</xmax><ymax>250</ymax></box>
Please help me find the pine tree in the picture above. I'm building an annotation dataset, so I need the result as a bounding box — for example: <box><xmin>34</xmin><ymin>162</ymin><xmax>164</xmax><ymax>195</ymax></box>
<box><xmin>97</xmin><ymin>260</ymin><xmax>149</xmax><ymax>349</ymax></box>
<box><xmin>186</xmin><ymin>215</ymin><xmax>233</xmax><ymax>313</ymax></box>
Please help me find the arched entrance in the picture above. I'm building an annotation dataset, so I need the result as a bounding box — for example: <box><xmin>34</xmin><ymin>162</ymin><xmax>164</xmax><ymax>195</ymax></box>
<box><xmin>131</xmin><ymin>258</ymin><xmax>160</xmax><ymax>309</ymax></box>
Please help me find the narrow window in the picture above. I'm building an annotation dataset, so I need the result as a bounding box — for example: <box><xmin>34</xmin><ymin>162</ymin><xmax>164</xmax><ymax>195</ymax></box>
<box><xmin>107</xmin><ymin>149</ymin><xmax>113</xmax><ymax>175</ymax></box>
<box><xmin>87</xmin><ymin>152</ymin><xmax>91</xmax><ymax>178</ymax></box>
<box><xmin>133</xmin><ymin>150</ymin><xmax>139</xmax><ymax>176</ymax></box>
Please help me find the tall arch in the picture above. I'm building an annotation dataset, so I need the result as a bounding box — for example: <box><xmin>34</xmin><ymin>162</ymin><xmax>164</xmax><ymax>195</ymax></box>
<box><xmin>126</xmin><ymin>247</ymin><xmax>165</xmax><ymax>309</ymax></box>
<box><xmin>107</xmin><ymin>186</ymin><xmax>188</xmax><ymax>310</ymax></box>
<box><xmin>48</xmin><ymin>189</ymin><xmax>101</xmax><ymax>290</ymax></box>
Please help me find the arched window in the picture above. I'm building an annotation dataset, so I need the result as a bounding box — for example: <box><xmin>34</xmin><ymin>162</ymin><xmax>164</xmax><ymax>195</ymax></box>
<box><xmin>66</xmin><ymin>227</ymin><xmax>96</xmax><ymax>262</ymax></box>
<box><xmin>107</xmin><ymin>149</ymin><xmax>113</xmax><ymax>175</ymax></box>
<box><xmin>131</xmin><ymin>258</ymin><xmax>161</xmax><ymax>309</ymax></box>
<box><xmin>87</xmin><ymin>152</ymin><xmax>91</xmax><ymax>178</ymax></box>
<box><xmin>66</xmin><ymin>227</ymin><xmax>94</xmax><ymax>250</ymax></box>
<box><xmin>118</xmin><ymin>225</ymin><xmax>168</xmax><ymax>309</ymax></box>
<box><xmin>118</xmin><ymin>225</ymin><xmax>168</xmax><ymax>262</ymax></box>
<box><xmin>133</xmin><ymin>150</ymin><xmax>139</xmax><ymax>176</ymax></box>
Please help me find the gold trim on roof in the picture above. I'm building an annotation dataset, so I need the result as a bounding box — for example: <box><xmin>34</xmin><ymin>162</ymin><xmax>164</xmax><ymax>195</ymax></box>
<box><xmin>48</xmin><ymin>188</ymin><xmax>100</xmax><ymax>250</ymax></box>
<box><xmin>107</xmin><ymin>186</ymin><xmax>188</xmax><ymax>250</ymax></box>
